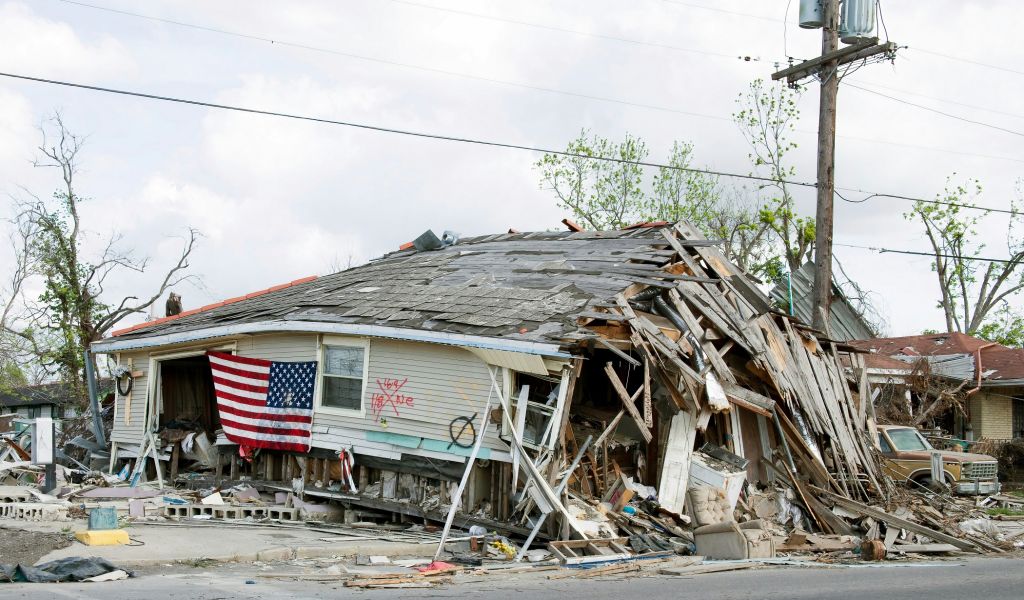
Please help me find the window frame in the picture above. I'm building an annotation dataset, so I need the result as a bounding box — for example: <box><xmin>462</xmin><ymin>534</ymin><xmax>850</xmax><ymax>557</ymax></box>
<box><xmin>315</xmin><ymin>335</ymin><xmax>370</xmax><ymax>417</ymax></box>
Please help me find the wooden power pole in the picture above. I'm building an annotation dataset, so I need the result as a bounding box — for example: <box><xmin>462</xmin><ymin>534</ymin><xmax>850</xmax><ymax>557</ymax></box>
<box><xmin>811</xmin><ymin>0</ymin><xmax>840</xmax><ymax>334</ymax></box>
<box><xmin>772</xmin><ymin>1</ymin><xmax>896</xmax><ymax>335</ymax></box>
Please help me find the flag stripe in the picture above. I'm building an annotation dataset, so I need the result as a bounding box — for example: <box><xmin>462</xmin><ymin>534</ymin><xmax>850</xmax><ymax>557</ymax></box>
<box><xmin>212</xmin><ymin>375</ymin><xmax>268</xmax><ymax>395</ymax></box>
<box><xmin>209</xmin><ymin>351</ymin><xmax>272</xmax><ymax>368</ymax></box>
<box><xmin>220</xmin><ymin>417</ymin><xmax>312</xmax><ymax>438</ymax></box>
<box><xmin>207</xmin><ymin>351</ymin><xmax>316</xmax><ymax>452</ymax></box>
<box><xmin>217</xmin><ymin>402</ymin><xmax>313</xmax><ymax>426</ymax></box>
<box><xmin>209</xmin><ymin>363</ymin><xmax>271</xmax><ymax>383</ymax></box>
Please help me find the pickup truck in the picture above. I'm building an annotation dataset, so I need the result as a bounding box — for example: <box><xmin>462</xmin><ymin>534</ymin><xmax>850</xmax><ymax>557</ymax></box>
<box><xmin>876</xmin><ymin>424</ymin><xmax>1000</xmax><ymax>495</ymax></box>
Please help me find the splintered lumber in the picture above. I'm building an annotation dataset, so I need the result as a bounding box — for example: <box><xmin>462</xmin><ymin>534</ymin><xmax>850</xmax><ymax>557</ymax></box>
<box><xmin>891</xmin><ymin>543</ymin><xmax>960</xmax><ymax>554</ymax></box>
<box><xmin>596</xmin><ymin>336</ymin><xmax>641</xmax><ymax>366</ymax></box>
<box><xmin>813</xmin><ymin>487</ymin><xmax>979</xmax><ymax>552</ymax></box>
<box><xmin>604</xmin><ymin>363</ymin><xmax>652</xmax><ymax>442</ymax></box>
<box><xmin>345</xmin><ymin>576</ymin><xmax>452</xmax><ymax>588</ymax></box>
<box><xmin>547</xmin><ymin>563</ymin><xmax>640</xmax><ymax>579</ymax></box>
<box><xmin>659</xmin><ymin>562</ymin><xmax>757</xmax><ymax>576</ymax></box>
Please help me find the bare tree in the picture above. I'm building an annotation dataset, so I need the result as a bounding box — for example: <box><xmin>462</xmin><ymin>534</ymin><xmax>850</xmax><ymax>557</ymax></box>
<box><xmin>4</xmin><ymin>113</ymin><xmax>200</xmax><ymax>403</ymax></box>
<box><xmin>907</xmin><ymin>176</ymin><xmax>1024</xmax><ymax>335</ymax></box>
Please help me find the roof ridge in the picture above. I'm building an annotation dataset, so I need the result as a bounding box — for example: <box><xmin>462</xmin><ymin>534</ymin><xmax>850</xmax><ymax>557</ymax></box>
<box><xmin>109</xmin><ymin>275</ymin><xmax>318</xmax><ymax>337</ymax></box>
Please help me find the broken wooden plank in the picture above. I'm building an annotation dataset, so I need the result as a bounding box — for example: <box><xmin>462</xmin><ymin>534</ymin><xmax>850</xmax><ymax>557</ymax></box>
<box><xmin>548</xmin><ymin>563</ymin><xmax>640</xmax><ymax>579</ymax></box>
<box><xmin>890</xmin><ymin>543</ymin><xmax>960</xmax><ymax>554</ymax></box>
<box><xmin>604</xmin><ymin>362</ymin><xmax>653</xmax><ymax>443</ymax></box>
<box><xmin>596</xmin><ymin>336</ymin><xmax>641</xmax><ymax>367</ymax></box>
<box><xmin>813</xmin><ymin>487</ymin><xmax>979</xmax><ymax>552</ymax></box>
<box><xmin>659</xmin><ymin>562</ymin><xmax>756</xmax><ymax>576</ymax></box>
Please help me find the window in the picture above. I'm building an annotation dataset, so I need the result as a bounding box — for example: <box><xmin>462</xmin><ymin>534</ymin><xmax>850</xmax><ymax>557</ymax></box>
<box><xmin>887</xmin><ymin>428</ymin><xmax>931</xmax><ymax>452</ymax></box>
<box><xmin>319</xmin><ymin>339</ymin><xmax>368</xmax><ymax>414</ymax></box>
<box><xmin>877</xmin><ymin>433</ymin><xmax>893</xmax><ymax>455</ymax></box>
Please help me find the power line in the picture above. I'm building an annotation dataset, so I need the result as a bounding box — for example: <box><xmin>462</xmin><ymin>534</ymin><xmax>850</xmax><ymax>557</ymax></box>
<box><xmin>49</xmin><ymin>0</ymin><xmax>734</xmax><ymax>120</ymax></box>
<box><xmin>662</xmin><ymin>0</ymin><xmax>1024</xmax><ymax>79</ymax></box>
<box><xmin>835</xmin><ymin>242</ymin><xmax>1021</xmax><ymax>264</ymax></box>
<box><xmin>4</xmin><ymin>69</ymin><xmax>1022</xmax><ymax>220</ymax></box>
<box><xmin>386</xmin><ymin>0</ymin><xmax>760</xmax><ymax>61</ymax></box>
<box><xmin>53</xmin><ymin>0</ymin><xmax>1024</xmax><ymax>165</ymax></box>
<box><xmin>834</xmin><ymin>187</ymin><xmax>1021</xmax><ymax>217</ymax></box>
<box><xmin>843</xmin><ymin>82</ymin><xmax>1024</xmax><ymax>138</ymax></box>
<box><xmin>909</xmin><ymin>47</ymin><xmax>1024</xmax><ymax>78</ymax></box>
<box><xmin>0</xmin><ymin>70</ymin><xmax>803</xmax><ymax>187</ymax></box>
<box><xmin>661</xmin><ymin>1</ymin><xmax>782</xmax><ymax>24</ymax></box>
<box><xmin>850</xmin><ymin>80</ymin><xmax>1024</xmax><ymax>121</ymax></box>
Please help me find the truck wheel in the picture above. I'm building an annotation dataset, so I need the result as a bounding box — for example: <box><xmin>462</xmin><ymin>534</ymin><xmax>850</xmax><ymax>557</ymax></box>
<box><xmin>911</xmin><ymin>473</ymin><xmax>952</xmax><ymax>492</ymax></box>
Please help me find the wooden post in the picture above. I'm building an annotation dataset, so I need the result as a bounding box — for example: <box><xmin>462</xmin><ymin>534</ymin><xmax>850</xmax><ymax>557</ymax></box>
<box><xmin>169</xmin><ymin>442</ymin><xmax>180</xmax><ymax>482</ymax></box>
<box><xmin>811</xmin><ymin>0</ymin><xmax>840</xmax><ymax>333</ymax></box>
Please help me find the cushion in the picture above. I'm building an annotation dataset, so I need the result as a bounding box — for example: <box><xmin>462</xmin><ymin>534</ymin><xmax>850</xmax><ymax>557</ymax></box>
<box><xmin>688</xmin><ymin>485</ymin><xmax>731</xmax><ymax>527</ymax></box>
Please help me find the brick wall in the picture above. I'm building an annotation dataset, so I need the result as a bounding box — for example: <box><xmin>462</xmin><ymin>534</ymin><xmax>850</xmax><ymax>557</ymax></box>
<box><xmin>970</xmin><ymin>392</ymin><xmax>1014</xmax><ymax>440</ymax></box>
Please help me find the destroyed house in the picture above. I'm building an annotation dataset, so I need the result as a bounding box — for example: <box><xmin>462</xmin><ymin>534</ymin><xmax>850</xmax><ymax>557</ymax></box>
<box><xmin>91</xmin><ymin>222</ymin><xmax>881</xmax><ymax>541</ymax></box>
<box><xmin>850</xmin><ymin>332</ymin><xmax>1024</xmax><ymax>442</ymax></box>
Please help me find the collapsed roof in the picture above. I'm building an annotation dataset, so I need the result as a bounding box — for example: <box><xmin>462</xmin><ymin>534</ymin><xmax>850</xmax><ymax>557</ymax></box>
<box><xmin>850</xmin><ymin>332</ymin><xmax>1024</xmax><ymax>386</ymax></box>
<box><xmin>105</xmin><ymin>226</ymin><xmax>722</xmax><ymax>347</ymax></box>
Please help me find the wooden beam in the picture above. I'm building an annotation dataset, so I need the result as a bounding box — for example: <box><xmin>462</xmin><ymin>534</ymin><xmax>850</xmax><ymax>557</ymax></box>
<box><xmin>771</xmin><ymin>39</ymin><xmax>892</xmax><ymax>81</ymax></box>
<box><xmin>813</xmin><ymin>487</ymin><xmax>980</xmax><ymax>552</ymax></box>
<box><xmin>603</xmin><ymin>362</ymin><xmax>653</xmax><ymax>443</ymax></box>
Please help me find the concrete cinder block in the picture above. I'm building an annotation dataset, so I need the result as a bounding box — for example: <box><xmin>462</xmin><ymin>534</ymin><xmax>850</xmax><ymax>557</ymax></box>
<box><xmin>0</xmin><ymin>486</ymin><xmax>34</xmax><ymax>504</ymax></box>
<box><xmin>0</xmin><ymin>502</ymin><xmax>70</xmax><ymax>521</ymax></box>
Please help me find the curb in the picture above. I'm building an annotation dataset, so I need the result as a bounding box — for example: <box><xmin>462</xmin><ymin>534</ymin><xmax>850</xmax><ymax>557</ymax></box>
<box><xmin>110</xmin><ymin>542</ymin><xmax>435</xmax><ymax>568</ymax></box>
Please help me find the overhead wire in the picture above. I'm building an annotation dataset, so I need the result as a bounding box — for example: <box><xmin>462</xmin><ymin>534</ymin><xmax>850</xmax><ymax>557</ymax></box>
<box><xmin>385</xmin><ymin>0</ymin><xmax>759</xmax><ymax>61</ymax></box>
<box><xmin>51</xmin><ymin>0</ymin><xmax>1024</xmax><ymax>165</ymax></box>
<box><xmin>0</xmin><ymin>70</ymin><xmax>804</xmax><ymax>187</ymax></box>
<box><xmin>843</xmin><ymin>82</ymin><xmax>1024</xmax><ymax>138</ymax></box>
<box><xmin>834</xmin><ymin>242</ymin><xmax>1022</xmax><ymax>265</ymax></box>
<box><xmin>662</xmin><ymin>0</ymin><xmax>1024</xmax><ymax>79</ymax></box>
<box><xmin>846</xmin><ymin>80</ymin><xmax>1024</xmax><ymax>121</ymax></box>
<box><xmin>2</xmin><ymin>69</ymin><xmax>1021</xmax><ymax>219</ymax></box>
<box><xmin>48</xmin><ymin>0</ymin><xmax>735</xmax><ymax>120</ymax></box>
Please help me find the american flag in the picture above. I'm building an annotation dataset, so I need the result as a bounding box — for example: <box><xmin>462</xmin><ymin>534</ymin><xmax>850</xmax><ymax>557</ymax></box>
<box><xmin>207</xmin><ymin>351</ymin><xmax>317</xmax><ymax>453</ymax></box>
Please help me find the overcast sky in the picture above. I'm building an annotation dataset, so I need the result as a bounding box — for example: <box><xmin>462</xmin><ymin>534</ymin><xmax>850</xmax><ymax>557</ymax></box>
<box><xmin>1</xmin><ymin>0</ymin><xmax>1021</xmax><ymax>337</ymax></box>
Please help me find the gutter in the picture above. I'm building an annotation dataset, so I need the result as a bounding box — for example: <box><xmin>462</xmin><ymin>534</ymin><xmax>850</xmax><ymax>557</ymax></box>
<box><xmin>89</xmin><ymin>320</ymin><xmax>572</xmax><ymax>358</ymax></box>
<box><xmin>966</xmin><ymin>342</ymin><xmax>998</xmax><ymax>397</ymax></box>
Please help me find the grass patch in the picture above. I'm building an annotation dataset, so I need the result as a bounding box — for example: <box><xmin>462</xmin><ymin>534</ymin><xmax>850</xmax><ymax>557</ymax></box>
<box><xmin>986</xmin><ymin>507</ymin><xmax>1024</xmax><ymax>516</ymax></box>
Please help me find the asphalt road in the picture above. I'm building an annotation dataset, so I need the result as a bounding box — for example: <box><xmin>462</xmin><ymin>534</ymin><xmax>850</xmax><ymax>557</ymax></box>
<box><xmin>4</xmin><ymin>557</ymin><xmax>1023</xmax><ymax>599</ymax></box>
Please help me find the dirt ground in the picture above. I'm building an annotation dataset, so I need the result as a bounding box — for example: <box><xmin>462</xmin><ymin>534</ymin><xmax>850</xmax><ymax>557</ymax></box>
<box><xmin>0</xmin><ymin>527</ymin><xmax>73</xmax><ymax>566</ymax></box>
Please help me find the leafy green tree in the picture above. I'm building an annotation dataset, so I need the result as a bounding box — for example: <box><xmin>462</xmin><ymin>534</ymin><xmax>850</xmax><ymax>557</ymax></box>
<box><xmin>976</xmin><ymin>305</ymin><xmax>1024</xmax><ymax>348</ymax></box>
<box><xmin>906</xmin><ymin>175</ymin><xmax>1024</xmax><ymax>336</ymax></box>
<box><xmin>534</xmin><ymin>131</ymin><xmax>777</xmax><ymax>277</ymax></box>
<box><xmin>733</xmin><ymin>79</ymin><xmax>815</xmax><ymax>275</ymax></box>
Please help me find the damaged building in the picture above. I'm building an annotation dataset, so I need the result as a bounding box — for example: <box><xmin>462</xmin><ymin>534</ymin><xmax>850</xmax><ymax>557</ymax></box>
<box><xmin>86</xmin><ymin>222</ymin><xmax>886</xmax><ymax>557</ymax></box>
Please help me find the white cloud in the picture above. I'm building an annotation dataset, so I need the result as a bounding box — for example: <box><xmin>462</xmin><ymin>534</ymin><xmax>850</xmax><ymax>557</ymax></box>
<box><xmin>0</xmin><ymin>2</ymin><xmax>134</xmax><ymax>79</ymax></box>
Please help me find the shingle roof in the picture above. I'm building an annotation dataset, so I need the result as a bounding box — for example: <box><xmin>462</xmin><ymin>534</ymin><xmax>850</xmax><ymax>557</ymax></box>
<box><xmin>850</xmin><ymin>333</ymin><xmax>1024</xmax><ymax>383</ymax></box>
<box><xmin>849</xmin><ymin>332</ymin><xmax>992</xmax><ymax>357</ymax></box>
<box><xmin>106</xmin><ymin>227</ymin><xmax>686</xmax><ymax>345</ymax></box>
<box><xmin>0</xmin><ymin>379</ymin><xmax>112</xmax><ymax>408</ymax></box>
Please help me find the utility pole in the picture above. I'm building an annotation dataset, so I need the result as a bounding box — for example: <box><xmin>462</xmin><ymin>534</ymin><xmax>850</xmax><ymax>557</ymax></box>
<box><xmin>772</xmin><ymin>1</ymin><xmax>896</xmax><ymax>336</ymax></box>
<box><xmin>810</xmin><ymin>0</ymin><xmax>839</xmax><ymax>334</ymax></box>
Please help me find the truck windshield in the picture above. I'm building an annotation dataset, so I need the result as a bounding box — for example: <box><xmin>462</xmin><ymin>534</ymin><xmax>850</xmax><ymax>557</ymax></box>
<box><xmin>887</xmin><ymin>428</ymin><xmax>931</xmax><ymax>451</ymax></box>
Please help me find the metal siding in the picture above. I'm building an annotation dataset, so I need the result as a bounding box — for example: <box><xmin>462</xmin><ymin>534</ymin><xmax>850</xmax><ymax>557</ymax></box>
<box><xmin>110</xmin><ymin>351</ymin><xmax>149</xmax><ymax>445</ymax></box>
<box><xmin>239</xmin><ymin>333</ymin><xmax>317</xmax><ymax>362</ymax></box>
<box><xmin>312</xmin><ymin>339</ymin><xmax>507</xmax><ymax>456</ymax></box>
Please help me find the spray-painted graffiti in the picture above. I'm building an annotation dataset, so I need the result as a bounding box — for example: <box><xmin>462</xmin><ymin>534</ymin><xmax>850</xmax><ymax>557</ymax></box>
<box><xmin>371</xmin><ymin>377</ymin><xmax>414</xmax><ymax>421</ymax></box>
